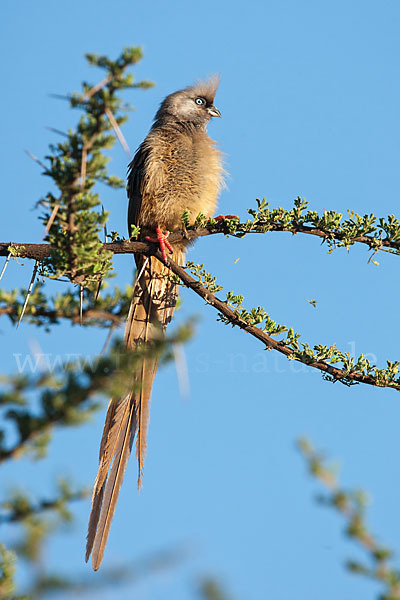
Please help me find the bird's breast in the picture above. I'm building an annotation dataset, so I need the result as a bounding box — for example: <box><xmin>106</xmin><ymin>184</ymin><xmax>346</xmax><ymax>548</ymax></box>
<box><xmin>140</xmin><ymin>129</ymin><xmax>224</xmax><ymax>232</ymax></box>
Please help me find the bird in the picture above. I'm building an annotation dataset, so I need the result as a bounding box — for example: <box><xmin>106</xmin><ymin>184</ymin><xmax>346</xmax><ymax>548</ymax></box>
<box><xmin>85</xmin><ymin>77</ymin><xmax>227</xmax><ymax>570</ymax></box>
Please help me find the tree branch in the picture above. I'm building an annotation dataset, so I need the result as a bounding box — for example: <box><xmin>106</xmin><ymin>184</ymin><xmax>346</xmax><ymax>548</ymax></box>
<box><xmin>0</xmin><ymin>327</ymin><xmax>190</xmax><ymax>463</ymax></box>
<box><xmin>0</xmin><ymin>304</ymin><xmax>124</xmax><ymax>326</ymax></box>
<box><xmin>156</xmin><ymin>250</ymin><xmax>400</xmax><ymax>392</ymax></box>
<box><xmin>298</xmin><ymin>438</ymin><xmax>400</xmax><ymax>598</ymax></box>
<box><xmin>1</xmin><ymin>215</ymin><xmax>399</xmax><ymax>260</ymax></box>
<box><xmin>0</xmin><ymin>488</ymin><xmax>88</xmax><ymax>524</ymax></box>
<box><xmin>2</xmin><ymin>225</ymin><xmax>398</xmax><ymax>390</ymax></box>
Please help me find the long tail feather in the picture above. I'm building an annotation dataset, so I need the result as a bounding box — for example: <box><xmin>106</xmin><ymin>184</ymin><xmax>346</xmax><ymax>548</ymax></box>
<box><xmin>85</xmin><ymin>394</ymin><xmax>131</xmax><ymax>563</ymax></box>
<box><xmin>91</xmin><ymin>393</ymin><xmax>135</xmax><ymax>570</ymax></box>
<box><xmin>86</xmin><ymin>247</ymin><xmax>184</xmax><ymax>570</ymax></box>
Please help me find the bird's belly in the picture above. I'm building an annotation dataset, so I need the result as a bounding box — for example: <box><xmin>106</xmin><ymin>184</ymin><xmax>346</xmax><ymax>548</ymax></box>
<box><xmin>140</xmin><ymin>139</ymin><xmax>223</xmax><ymax>232</ymax></box>
<box><xmin>142</xmin><ymin>179</ymin><xmax>219</xmax><ymax>232</ymax></box>
<box><xmin>166</xmin><ymin>183</ymin><xmax>218</xmax><ymax>230</ymax></box>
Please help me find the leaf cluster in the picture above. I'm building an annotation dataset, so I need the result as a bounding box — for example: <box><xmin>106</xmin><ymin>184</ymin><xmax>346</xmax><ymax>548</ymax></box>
<box><xmin>0</xmin><ymin>282</ymin><xmax>133</xmax><ymax>330</ymax></box>
<box><xmin>0</xmin><ymin>325</ymin><xmax>191</xmax><ymax>463</ymax></box>
<box><xmin>183</xmin><ymin>197</ymin><xmax>400</xmax><ymax>257</ymax></box>
<box><xmin>299</xmin><ymin>438</ymin><xmax>400</xmax><ymax>600</ymax></box>
<box><xmin>243</xmin><ymin>197</ymin><xmax>400</xmax><ymax>255</ymax></box>
<box><xmin>37</xmin><ymin>47</ymin><xmax>153</xmax><ymax>286</ymax></box>
<box><xmin>0</xmin><ymin>323</ymin><xmax>190</xmax><ymax>597</ymax></box>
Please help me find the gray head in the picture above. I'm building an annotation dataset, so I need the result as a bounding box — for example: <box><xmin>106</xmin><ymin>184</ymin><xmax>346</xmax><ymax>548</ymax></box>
<box><xmin>153</xmin><ymin>76</ymin><xmax>221</xmax><ymax>128</ymax></box>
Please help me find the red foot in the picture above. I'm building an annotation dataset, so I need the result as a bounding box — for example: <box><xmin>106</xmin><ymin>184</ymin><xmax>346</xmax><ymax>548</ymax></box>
<box><xmin>145</xmin><ymin>227</ymin><xmax>173</xmax><ymax>261</ymax></box>
<box><xmin>213</xmin><ymin>214</ymin><xmax>240</xmax><ymax>222</ymax></box>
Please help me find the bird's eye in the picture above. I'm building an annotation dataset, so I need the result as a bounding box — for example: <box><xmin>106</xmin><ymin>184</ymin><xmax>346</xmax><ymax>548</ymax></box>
<box><xmin>195</xmin><ymin>97</ymin><xmax>205</xmax><ymax>106</ymax></box>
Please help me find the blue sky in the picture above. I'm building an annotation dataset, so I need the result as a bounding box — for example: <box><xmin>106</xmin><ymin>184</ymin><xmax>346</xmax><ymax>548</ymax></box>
<box><xmin>1</xmin><ymin>0</ymin><xmax>400</xmax><ymax>598</ymax></box>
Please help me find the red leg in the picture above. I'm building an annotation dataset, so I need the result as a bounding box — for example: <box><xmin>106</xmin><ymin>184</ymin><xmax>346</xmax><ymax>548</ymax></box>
<box><xmin>145</xmin><ymin>227</ymin><xmax>173</xmax><ymax>261</ymax></box>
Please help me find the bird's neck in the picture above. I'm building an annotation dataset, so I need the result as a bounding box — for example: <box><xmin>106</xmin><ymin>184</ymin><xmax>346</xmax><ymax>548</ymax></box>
<box><xmin>151</xmin><ymin>118</ymin><xmax>206</xmax><ymax>134</ymax></box>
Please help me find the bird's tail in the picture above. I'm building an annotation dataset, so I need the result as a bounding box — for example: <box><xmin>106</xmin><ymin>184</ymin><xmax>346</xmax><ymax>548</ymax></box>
<box><xmin>86</xmin><ymin>248</ymin><xmax>184</xmax><ymax>571</ymax></box>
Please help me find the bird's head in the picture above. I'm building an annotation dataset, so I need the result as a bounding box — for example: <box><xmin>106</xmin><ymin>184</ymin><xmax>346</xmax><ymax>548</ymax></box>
<box><xmin>154</xmin><ymin>76</ymin><xmax>221</xmax><ymax>128</ymax></box>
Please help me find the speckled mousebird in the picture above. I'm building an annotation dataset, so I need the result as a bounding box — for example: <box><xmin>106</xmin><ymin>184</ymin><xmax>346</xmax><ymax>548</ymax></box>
<box><xmin>86</xmin><ymin>77</ymin><xmax>230</xmax><ymax>570</ymax></box>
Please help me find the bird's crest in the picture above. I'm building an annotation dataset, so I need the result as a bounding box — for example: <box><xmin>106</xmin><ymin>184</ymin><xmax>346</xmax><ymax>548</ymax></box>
<box><xmin>186</xmin><ymin>74</ymin><xmax>220</xmax><ymax>103</ymax></box>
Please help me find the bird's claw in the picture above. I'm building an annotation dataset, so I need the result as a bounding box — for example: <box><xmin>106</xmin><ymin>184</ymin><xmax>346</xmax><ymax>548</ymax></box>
<box><xmin>145</xmin><ymin>227</ymin><xmax>173</xmax><ymax>261</ymax></box>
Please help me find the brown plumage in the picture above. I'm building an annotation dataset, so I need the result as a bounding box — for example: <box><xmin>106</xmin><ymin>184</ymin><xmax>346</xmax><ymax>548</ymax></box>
<box><xmin>86</xmin><ymin>77</ymin><xmax>224</xmax><ymax>570</ymax></box>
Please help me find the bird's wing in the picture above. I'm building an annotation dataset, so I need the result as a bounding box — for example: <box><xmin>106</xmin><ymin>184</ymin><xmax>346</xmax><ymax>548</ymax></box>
<box><xmin>127</xmin><ymin>141</ymin><xmax>148</xmax><ymax>234</ymax></box>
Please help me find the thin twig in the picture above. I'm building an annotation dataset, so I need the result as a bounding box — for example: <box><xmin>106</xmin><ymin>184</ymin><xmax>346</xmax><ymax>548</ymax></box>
<box><xmin>79</xmin><ymin>285</ymin><xmax>84</xmax><ymax>325</ymax></box>
<box><xmin>45</xmin><ymin>126</ymin><xmax>69</xmax><ymax>138</ymax></box>
<box><xmin>103</xmin><ymin>205</ymin><xmax>108</xmax><ymax>241</ymax></box>
<box><xmin>105</xmin><ymin>107</ymin><xmax>131</xmax><ymax>156</ymax></box>
<box><xmin>131</xmin><ymin>256</ymin><xmax>149</xmax><ymax>297</ymax></box>
<box><xmin>81</xmin><ymin>75</ymin><xmax>110</xmax><ymax>100</ymax></box>
<box><xmin>100</xmin><ymin>324</ymin><xmax>116</xmax><ymax>356</ymax></box>
<box><xmin>24</xmin><ymin>149</ymin><xmax>47</xmax><ymax>171</ymax></box>
<box><xmin>42</xmin><ymin>203</ymin><xmax>61</xmax><ymax>238</ymax></box>
<box><xmin>94</xmin><ymin>206</ymin><xmax>108</xmax><ymax>301</ymax></box>
<box><xmin>16</xmin><ymin>260</ymin><xmax>39</xmax><ymax>329</ymax></box>
<box><xmin>173</xmin><ymin>343</ymin><xmax>190</xmax><ymax>400</ymax></box>
<box><xmin>80</xmin><ymin>147</ymin><xmax>87</xmax><ymax>190</ymax></box>
<box><xmin>94</xmin><ymin>279</ymin><xmax>102</xmax><ymax>302</ymax></box>
<box><xmin>0</xmin><ymin>252</ymin><xmax>11</xmax><ymax>281</ymax></box>
<box><xmin>49</xmin><ymin>93</ymin><xmax>83</xmax><ymax>103</ymax></box>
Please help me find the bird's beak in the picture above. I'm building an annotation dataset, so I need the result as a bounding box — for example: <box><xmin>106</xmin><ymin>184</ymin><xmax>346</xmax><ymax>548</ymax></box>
<box><xmin>207</xmin><ymin>105</ymin><xmax>221</xmax><ymax>118</ymax></box>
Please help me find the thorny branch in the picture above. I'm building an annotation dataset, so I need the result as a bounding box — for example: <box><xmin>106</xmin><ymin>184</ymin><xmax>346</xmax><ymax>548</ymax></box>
<box><xmin>0</xmin><ymin>486</ymin><xmax>88</xmax><ymax>524</ymax></box>
<box><xmin>1</xmin><ymin>217</ymin><xmax>399</xmax><ymax>390</ymax></box>
<box><xmin>0</xmin><ymin>304</ymin><xmax>124</xmax><ymax>326</ymax></box>
<box><xmin>151</xmin><ymin>250</ymin><xmax>400</xmax><ymax>393</ymax></box>
<box><xmin>0</xmin><ymin>329</ymin><xmax>190</xmax><ymax>464</ymax></box>
<box><xmin>1</xmin><ymin>214</ymin><xmax>400</xmax><ymax>259</ymax></box>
